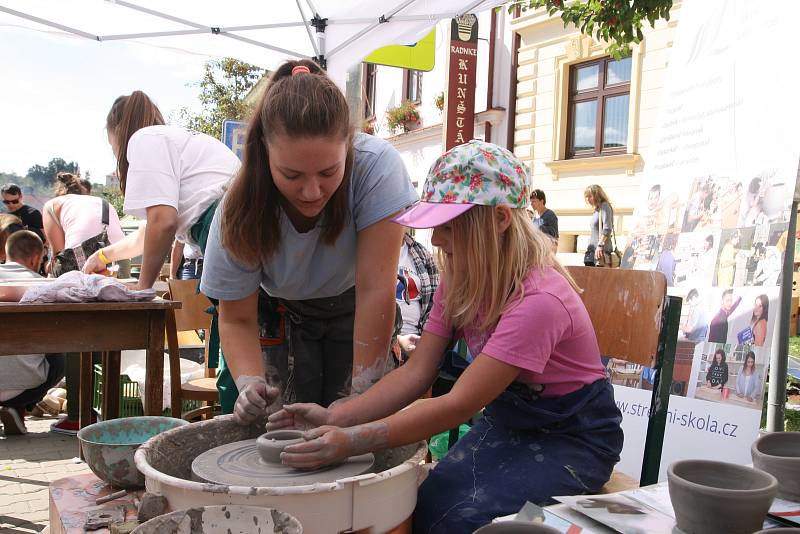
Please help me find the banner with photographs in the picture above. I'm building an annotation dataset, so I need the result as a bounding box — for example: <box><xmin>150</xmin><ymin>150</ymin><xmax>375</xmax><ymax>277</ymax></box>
<box><xmin>614</xmin><ymin>0</ymin><xmax>800</xmax><ymax>480</ymax></box>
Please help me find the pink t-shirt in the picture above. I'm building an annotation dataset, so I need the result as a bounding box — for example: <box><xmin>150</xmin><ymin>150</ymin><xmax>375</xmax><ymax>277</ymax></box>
<box><xmin>424</xmin><ymin>266</ymin><xmax>606</xmax><ymax>397</ymax></box>
<box><xmin>52</xmin><ymin>195</ymin><xmax>125</xmax><ymax>249</ymax></box>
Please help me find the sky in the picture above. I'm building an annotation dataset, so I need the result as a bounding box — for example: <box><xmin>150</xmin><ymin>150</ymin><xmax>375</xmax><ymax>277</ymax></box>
<box><xmin>0</xmin><ymin>26</ymin><xmax>211</xmax><ymax>183</ymax></box>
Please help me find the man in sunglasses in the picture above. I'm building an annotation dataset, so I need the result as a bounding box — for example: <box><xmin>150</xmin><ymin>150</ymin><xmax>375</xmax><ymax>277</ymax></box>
<box><xmin>1</xmin><ymin>184</ymin><xmax>44</xmax><ymax>242</ymax></box>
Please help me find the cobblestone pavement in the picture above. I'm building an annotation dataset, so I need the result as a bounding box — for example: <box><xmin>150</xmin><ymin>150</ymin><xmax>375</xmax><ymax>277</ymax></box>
<box><xmin>0</xmin><ymin>416</ymin><xmax>91</xmax><ymax>533</ymax></box>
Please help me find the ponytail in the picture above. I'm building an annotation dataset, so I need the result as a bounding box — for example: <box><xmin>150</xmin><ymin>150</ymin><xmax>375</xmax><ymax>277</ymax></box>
<box><xmin>106</xmin><ymin>91</ymin><xmax>165</xmax><ymax>193</ymax></box>
<box><xmin>54</xmin><ymin>172</ymin><xmax>89</xmax><ymax>196</ymax></box>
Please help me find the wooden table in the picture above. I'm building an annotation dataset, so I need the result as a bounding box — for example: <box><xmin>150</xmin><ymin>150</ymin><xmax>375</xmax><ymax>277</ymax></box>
<box><xmin>0</xmin><ymin>300</ymin><xmax>180</xmax><ymax>428</ymax></box>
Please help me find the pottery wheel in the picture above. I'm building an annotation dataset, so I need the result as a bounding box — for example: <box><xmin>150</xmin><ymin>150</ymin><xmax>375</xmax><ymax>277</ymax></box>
<box><xmin>191</xmin><ymin>439</ymin><xmax>375</xmax><ymax>487</ymax></box>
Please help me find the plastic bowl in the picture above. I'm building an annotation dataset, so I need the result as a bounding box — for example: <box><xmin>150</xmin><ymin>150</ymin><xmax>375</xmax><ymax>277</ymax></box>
<box><xmin>78</xmin><ymin>416</ymin><xmax>189</xmax><ymax>488</ymax></box>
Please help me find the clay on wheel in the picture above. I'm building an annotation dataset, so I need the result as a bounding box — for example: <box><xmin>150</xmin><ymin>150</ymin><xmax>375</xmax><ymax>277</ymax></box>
<box><xmin>256</xmin><ymin>430</ymin><xmax>304</xmax><ymax>464</ymax></box>
<box><xmin>191</xmin><ymin>439</ymin><xmax>375</xmax><ymax>487</ymax></box>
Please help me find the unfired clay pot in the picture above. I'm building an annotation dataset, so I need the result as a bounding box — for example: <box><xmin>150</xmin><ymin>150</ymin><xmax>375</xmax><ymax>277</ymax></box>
<box><xmin>752</xmin><ymin>431</ymin><xmax>800</xmax><ymax>501</ymax></box>
<box><xmin>667</xmin><ymin>459</ymin><xmax>778</xmax><ymax>534</ymax></box>
<box><xmin>472</xmin><ymin>521</ymin><xmax>560</xmax><ymax>533</ymax></box>
<box><xmin>256</xmin><ymin>430</ymin><xmax>304</xmax><ymax>464</ymax></box>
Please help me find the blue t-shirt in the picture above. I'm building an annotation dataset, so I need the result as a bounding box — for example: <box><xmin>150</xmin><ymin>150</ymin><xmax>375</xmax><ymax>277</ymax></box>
<box><xmin>200</xmin><ymin>133</ymin><xmax>418</xmax><ymax>301</ymax></box>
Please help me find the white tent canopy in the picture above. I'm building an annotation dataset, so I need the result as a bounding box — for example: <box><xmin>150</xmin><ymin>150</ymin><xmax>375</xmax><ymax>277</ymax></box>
<box><xmin>0</xmin><ymin>0</ymin><xmax>504</xmax><ymax>84</ymax></box>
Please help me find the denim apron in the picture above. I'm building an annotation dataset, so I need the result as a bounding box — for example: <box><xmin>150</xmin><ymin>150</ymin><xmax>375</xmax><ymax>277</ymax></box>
<box><xmin>215</xmin><ymin>287</ymin><xmax>363</xmax><ymax>412</ymax></box>
<box><xmin>413</xmin><ymin>377</ymin><xmax>624</xmax><ymax>533</ymax></box>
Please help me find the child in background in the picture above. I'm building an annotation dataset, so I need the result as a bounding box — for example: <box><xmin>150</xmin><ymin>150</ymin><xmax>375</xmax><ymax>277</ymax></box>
<box><xmin>267</xmin><ymin>141</ymin><xmax>624</xmax><ymax>533</ymax></box>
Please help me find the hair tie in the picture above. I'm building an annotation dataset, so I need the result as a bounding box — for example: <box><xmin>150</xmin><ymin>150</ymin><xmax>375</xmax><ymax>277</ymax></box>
<box><xmin>292</xmin><ymin>65</ymin><xmax>311</xmax><ymax>76</ymax></box>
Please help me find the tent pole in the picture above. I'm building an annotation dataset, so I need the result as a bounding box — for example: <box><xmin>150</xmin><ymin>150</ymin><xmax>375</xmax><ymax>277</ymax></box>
<box><xmin>766</xmin><ymin>198</ymin><xmax>798</xmax><ymax>432</ymax></box>
<box><xmin>310</xmin><ymin>15</ymin><xmax>327</xmax><ymax>69</ymax></box>
<box><xmin>0</xmin><ymin>5</ymin><xmax>98</xmax><ymax>40</ymax></box>
<box><xmin>295</xmin><ymin>0</ymin><xmax>320</xmax><ymax>59</ymax></box>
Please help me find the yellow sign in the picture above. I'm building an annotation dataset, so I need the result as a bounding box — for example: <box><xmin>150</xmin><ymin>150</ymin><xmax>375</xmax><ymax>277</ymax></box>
<box><xmin>363</xmin><ymin>28</ymin><xmax>436</xmax><ymax>71</ymax></box>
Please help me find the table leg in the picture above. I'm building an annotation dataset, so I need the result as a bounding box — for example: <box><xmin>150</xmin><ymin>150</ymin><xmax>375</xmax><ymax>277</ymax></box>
<box><xmin>144</xmin><ymin>311</ymin><xmax>166</xmax><ymax>416</ymax></box>
<box><xmin>102</xmin><ymin>351</ymin><xmax>121</xmax><ymax>420</ymax></box>
<box><xmin>79</xmin><ymin>352</ymin><xmax>93</xmax><ymax>429</ymax></box>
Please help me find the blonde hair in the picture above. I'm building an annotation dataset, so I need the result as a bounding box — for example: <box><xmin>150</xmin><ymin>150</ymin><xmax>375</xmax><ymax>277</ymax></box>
<box><xmin>584</xmin><ymin>184</ymin><xmax>611</xmax><ymax>210</ymax></box>
<box><xmin>438</xmin><ymin>205</ymin><xmax>579</xmax><ymax>332</ymax></box>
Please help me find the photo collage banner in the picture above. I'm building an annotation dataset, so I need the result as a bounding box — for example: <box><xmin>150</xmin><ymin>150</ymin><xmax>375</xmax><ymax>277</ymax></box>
<box><xmin>613</xmin><ymin>0</ymin><xmax>800</xmax><ymax>479</ymax></box>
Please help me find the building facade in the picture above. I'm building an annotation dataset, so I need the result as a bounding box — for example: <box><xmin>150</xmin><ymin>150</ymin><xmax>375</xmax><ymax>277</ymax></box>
<box><xmin>359</xmin><ymin>9</ymin><xmax>517</xmax><ymax>246</ymax></box>
<box><xmin>510</xmin><ymin>2</ymin><xmax>682</xmax><ymax>263</ymax></box>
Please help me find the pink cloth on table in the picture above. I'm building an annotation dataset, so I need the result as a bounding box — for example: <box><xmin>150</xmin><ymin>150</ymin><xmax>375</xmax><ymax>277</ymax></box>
<box><xmin>424</xmin><ymin>266</ymin><xmax>606</xmax><ymax>397</ymax></box>
<box><xmin>20</xmin><ymin>271</ymin><xmax>155</xmax><ymax>303</ymax></box>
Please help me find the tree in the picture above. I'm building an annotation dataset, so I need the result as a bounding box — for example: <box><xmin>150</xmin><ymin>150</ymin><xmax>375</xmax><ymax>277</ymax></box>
<box><xmin>178</xmin><ymin>58</ymin><xmax>266</xmax><ymax>140</ymax></box>
<box><xmin>27</xmin><ymin>157</ymin><xmax>80</xmax><ymax>190</ymax></box>
<box><xmin>509</xmin><ymin>0</ymin><xmax>673</xmax><ymax>58</ymax></box>
<box><xmin>91</xmin><ymin>184</ymin><xmax>125</xmax><ymax>217</ymax></box>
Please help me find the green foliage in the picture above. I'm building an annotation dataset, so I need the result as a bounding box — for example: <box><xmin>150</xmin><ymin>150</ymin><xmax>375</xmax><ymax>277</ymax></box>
<box><xmin>386</xmin><ymin>101</ymin><xmax>421</xmax><ymax>133</ymax></box>
<box><xmin>91</xmin><ymin>184</ymin><xmax>125</xmax><ymax>217</ymax></box>
<box><xmin>177</xmin><ymin>58</ymin><xmax>266</xmax><ymax>140</ymax></box>
<box><xmin>27</xmin><ymin>157</ymin><xmax>80</xmax><ymax>191</ymax></box>
<box><xmin>434</xmin><ymin>92</ymin><xmax>445</xmax><ymax>113</ymax></box>
<box><xmin>508</xmin><ymin>0</ymin><xmax>673</xmax><ymax>59</ymax></box>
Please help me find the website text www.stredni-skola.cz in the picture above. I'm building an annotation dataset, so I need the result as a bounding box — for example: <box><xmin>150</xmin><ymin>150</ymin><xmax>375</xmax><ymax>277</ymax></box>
<box><xmin>616</xmin><ymin>400</ymin><xmax>738</xmax><ymax>437</ymax></box>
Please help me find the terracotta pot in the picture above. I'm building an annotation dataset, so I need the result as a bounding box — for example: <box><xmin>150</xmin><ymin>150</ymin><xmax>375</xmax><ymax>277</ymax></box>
<box><xmin>667</xmin><ymin>459</ymin><xmax>777</xmax><ymax>534</ymax></box>
<box><xmin>752</xmin><ymin>431</ymin><xmax>800</xmax><ymax>501</ymax></box>
<box><xmin>256</xmin><ymin>429</ymin><xmax>304</xmax><ymax>464</ymax></box>
<box><xmin>472</xmin><ymin>521</ymin><xmax>561</xmax><ymax>533</ymax></box>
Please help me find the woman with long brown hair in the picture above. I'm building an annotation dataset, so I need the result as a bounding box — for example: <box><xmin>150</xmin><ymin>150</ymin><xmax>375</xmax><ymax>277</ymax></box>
<box><xmin>266</xmin><ymin>142</ymin><xmax>622</xmax><ymax>532</ymax></box>
<box><xmin>199</xmin><ymin>60</ymin><xmax>418</xmax><ymax>418</ymax></box>
<box><xmin>82</xmin><ymin>91</ymin><xmax>240</xmax><ymax>289</ymax></box>
<box><xmin>584</xmin><ymin>184</ymin><xmax>615</xmax><ymax>266</ymax></box>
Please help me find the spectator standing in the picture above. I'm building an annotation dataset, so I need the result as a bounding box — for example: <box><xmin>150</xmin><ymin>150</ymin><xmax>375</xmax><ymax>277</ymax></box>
<box><xmin>584</xmin><ymin>184</ymin><xmax>615</xmax><ymax>267</ymax></box>
<box><xmin>0</xmin><ymin>231</ymin><xmax>65</xmax><ymax>435</ymax></box>
<box><xmin>42</xmin><ymin>172</ymin><xmax>126</xmax><ymax>433</ymax></box>
<box><xmin>530</xmin><ymin>189</ymin><xmax>559</xmax><ymax>241</ymax></box>
<box><xmin>395</xmin><ymin>233</ymin><xmax>439</xmax><ymax>360</ymax></box>
<box><xmin>43</xmin><ymin>172</ymin><xmax>125</xmax><ymax>275</ymax></box>
<box><xmin>1</xmin><ymin>184</ymin><xmax>44</xmax><ymax>241</ymax></box>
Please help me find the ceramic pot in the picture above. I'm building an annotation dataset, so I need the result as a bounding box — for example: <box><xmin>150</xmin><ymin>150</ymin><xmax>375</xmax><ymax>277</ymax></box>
<box><xmin>668</xmin><ymin>459</ymin><xmax>778</xmax><ymax>534</ymax></box>
<box><xmin>472</xmin><ymin>521</ymin><xmax>561</xmax><ymax>533</ymax></box>
<box><xmin>256</xmin><ymin>429</ymin><xmax>304</xmax><ymax>464</ymax></box>
<box><xmin>752</xmin><ymin>431</ymin><xmax>800</xmax><ymax>501</ymax></box>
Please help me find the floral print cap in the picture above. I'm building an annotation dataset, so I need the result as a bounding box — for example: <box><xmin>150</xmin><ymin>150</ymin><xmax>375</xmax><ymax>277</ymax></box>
<box><xmin>393</xmin><ymin>139</ymin><xmax>531</xmax><ymax>229</ymax></box>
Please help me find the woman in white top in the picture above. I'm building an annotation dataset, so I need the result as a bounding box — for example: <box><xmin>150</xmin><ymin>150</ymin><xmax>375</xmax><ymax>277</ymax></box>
<box><xmin>43</xmin><ymin>172</ymin><xmax>125</xmax><ymax>275</ymax></box>
<box><xmin>82</xmin><ymin>91</ymin><xmax>240</xmax><ymax>289</ymax></box>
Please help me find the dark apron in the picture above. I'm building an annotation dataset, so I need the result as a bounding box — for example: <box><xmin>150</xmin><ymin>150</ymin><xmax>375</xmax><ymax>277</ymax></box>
<box><xmin>413</xmin><ymin>373</ymin><xmax>624</xmax><ymax>534</ymax></box>
<box><xmin>215</xmin><ymin>287</ymin><xmax>359</xmax><ymax>412</ymax></box>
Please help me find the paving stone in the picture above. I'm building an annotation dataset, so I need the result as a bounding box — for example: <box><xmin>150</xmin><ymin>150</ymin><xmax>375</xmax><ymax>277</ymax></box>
<box><xmin>0</xmin><ymin>415</ymin><xmax>87</xmax><ymax>532</ymax></box>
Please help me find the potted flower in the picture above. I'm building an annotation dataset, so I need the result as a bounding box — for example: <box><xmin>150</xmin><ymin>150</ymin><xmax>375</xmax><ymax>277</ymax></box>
<box><xmin>434</xmin><ymin>92</ymin><xmax>445</xmax><ymax>113</ymax></box>
<box><xmin>386</xmin><ymin>101</ymin><xmax>421</xmax><ymax>133</ymax></box>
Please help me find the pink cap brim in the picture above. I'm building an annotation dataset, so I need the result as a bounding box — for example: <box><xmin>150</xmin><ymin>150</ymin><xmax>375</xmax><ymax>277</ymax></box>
<box><xmin>392</xmin><ymin>202</ymin><xmax>475</xmax><ymax>229</ymax></box>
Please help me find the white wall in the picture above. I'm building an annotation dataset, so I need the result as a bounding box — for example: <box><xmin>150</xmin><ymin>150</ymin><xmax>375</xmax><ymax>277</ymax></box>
<box><xmin>364</xmin><ymin>9</ymin><xmax>515</xmax><ymax>248</ymax></box>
